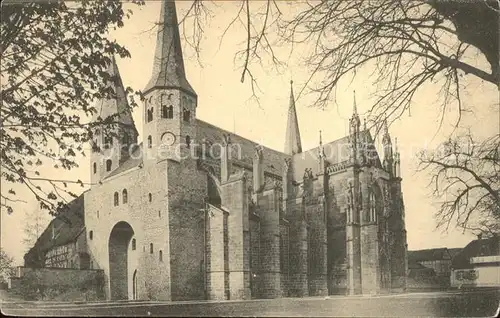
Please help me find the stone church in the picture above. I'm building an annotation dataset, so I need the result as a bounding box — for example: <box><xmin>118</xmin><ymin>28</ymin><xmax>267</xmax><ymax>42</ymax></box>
<box><xmin>25</xmin><ymin>0</ymin><xmax>408</xmax><ymax>301</ymax></box>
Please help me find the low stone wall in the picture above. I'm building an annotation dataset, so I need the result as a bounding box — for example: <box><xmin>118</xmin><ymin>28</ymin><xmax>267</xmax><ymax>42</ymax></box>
<box><xmin>11</xmin><ymin>267</ymin><xmax>105</xmax><ymax>301</ymax></box>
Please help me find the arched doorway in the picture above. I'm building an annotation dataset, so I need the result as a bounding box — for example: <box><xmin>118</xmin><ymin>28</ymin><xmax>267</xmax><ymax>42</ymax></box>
<box><xmin>132</xmin><ymin>269</ymin><xmax>138</xmax><ymax>300</ymax></box>
<box><xmin>109</xmin><ymin>221</ymin><xmax>134</xmax><ymax>300</ymax></box>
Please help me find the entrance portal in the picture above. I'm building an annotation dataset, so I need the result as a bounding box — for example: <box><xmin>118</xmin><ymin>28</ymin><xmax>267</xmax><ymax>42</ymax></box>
<box><xmin>109</xmin><ymin>221</ymin><xmax>134</xmax><ymax>300</ymax></box>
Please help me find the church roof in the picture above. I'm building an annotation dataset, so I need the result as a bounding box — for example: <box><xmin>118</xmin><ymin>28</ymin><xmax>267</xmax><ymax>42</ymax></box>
<box><xmin>196</xmin><ymin>119</ymin><xmax>289</xmax><ymax>176</ymax></box>
<box><xmin>103</xmin><ymin>120</ymin><xmax>290</xmax><ymax>180</ymax></box>
<box><xmin>143</xmin><ymin>0</ymin><xmax>196</xmax><ymax>96</ymax></box>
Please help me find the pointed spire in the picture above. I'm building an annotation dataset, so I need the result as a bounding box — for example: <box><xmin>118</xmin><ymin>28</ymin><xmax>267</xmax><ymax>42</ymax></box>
<box><xmin>96</xmin><ymin>56</ymin><xmax>135</xmax><ymax>127</ymax></box>
<box><xmin>349</xmin><ymin>90</ymin><xmax>361</xmax><ymax>136</ymax></box>
<box><xmin>382</xmin><ymin>118</ymin><xmax>392</xmax><ymax>146</ymax></box>
<box><xmin>353</xmin><ymin>90</ymin><xmax>358</xmax><ymax>116</ymax></box>
<box><xmin>318</xmin><ymin>130</ymin><xmax>325</xmax><ymax>158</ymax></box>
<box><xmin>144</xmin><ymin>0</ymin><xmax>196</xmax><ymax>96</ymax></box>
<box><xmin>284</xmin><ymin>80</ymin><xmax>302</xmax><ymax>155</ymax></box>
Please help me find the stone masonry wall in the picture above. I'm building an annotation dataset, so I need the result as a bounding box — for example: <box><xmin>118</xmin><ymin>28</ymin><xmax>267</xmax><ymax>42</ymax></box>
<box><xmin>84</xmin><ymin>158</ymin><xmax>170</xmax><ymax>301</ymax></box>
<box><xmin>167</xmin><ymin>158</ymin><xmax>207</xmax><ymax>301</ymax></box>
<box><xmin>222</xmin><ymin>172</ymin><xmax>251</xmax><ymax>300</ymax></box>
<box><xmin>279</xmin><ymin>221</ymin><xmax>290</xmax><ymax>297</ymax></box>
<box><xmin>256</xmin><ymin>188</ymin><xmax>281</xmax><ymax>299</ymax></box>
<box><xmin>249</xmin><ymin>216</ymin><xmax>261</xmax><ymax>298</ymax></box>
<box><xmin>287</xmin><ymin>198</ymin><xmax>308</xmax><ymax>297</ymax></box>
<box><xmin>205</xmin><ymin>204</ymin><xmax>226</xmax><ymax>300</ymax></box>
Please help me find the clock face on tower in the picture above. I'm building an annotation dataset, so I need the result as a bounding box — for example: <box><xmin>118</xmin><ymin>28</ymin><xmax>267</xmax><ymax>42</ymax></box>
<box><xmin>161</xmin><ymin>132</ymin><xmax>176</xmax><ymax>146</ymax></box>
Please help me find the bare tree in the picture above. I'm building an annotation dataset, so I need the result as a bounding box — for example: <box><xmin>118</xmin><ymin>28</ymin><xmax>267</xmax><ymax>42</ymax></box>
<box><xmin>176</xmin><ymin>0</ymin><xmax>498</xmax><ymax>126</ymax></box>
<box><xmin>418</xmin><ymin>132</ymin><xmax>500</xmax><ymax>236</ymax></box>
<box><xmin>22</xmin><ymin>209</ymin><xmax>50</xmax><ymax>251</ymax></box>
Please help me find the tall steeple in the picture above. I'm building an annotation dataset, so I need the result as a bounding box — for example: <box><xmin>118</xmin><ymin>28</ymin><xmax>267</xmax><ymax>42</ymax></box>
<box><xmin>284</xmin><ymin>80</ymin><xmax>302</xmax><ymax>155</ymax></box>
<box><xmin>97</xmin><ymin>56</ymin><xmax>136</xmax><ymax>129</ymax></box>
<box><xmin>349</xmin><ymin>90</ymin><xmax>361</xmax><ymax>136</ymax></box>
<box><xmin>91</xmin><ymin>55</ymin><xmax>138</xmax><ymax>185</ymax></box>
<box><xmin>143</xmin><ymin>0</ymin><xmax>196</xmax><ymax>97</ymax></box>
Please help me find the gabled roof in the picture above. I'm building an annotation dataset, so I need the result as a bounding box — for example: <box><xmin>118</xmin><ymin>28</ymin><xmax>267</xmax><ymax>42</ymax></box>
<box><xmin>408</xmin><ymin>248</ymin><xmax>452</xmax><ymax>262</ymax></box>
<box><xmin>448</xmin><ymin>247</ymin><xmax>463</xmax><ymax>259</ymax></box>
<box><xmin>451</xmin><ymin>236</ymin><xmax>500</xmax><ymax>270</ymax></box>
<box><xmin>24</xmin><ymin>194</ymin><xmax>86</xmax><ymax>265</ymax></box>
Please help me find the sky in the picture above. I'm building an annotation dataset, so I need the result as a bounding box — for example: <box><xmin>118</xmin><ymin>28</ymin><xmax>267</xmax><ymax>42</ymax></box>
<box><xmin>1</xmin><ymin>1</ymin><xmax>498</xmax><ymax>266</ymax></box>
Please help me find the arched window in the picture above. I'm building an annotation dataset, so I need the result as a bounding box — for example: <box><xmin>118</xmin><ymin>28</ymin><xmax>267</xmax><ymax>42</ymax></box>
<box><xmin>132</xmin><ymin>238</ymin><xmax>136</xmax><ymax>251</ymax></box>
<box><xmin>186</xmin><ymin>135</ymin><xmax>191</xmax><ymax>148</ymax></box>
<box><xmin>114</xmin><ymin>192</ymin><xmax>119</xmax><ymax>206</ymax></box>
<box><xmin>97</xmin><ymin>210</ymin><xmax>99</xmax><ymax>219</ymax></box>
<box><xmin>147</xmin><ymin>135</ymin><xmax>152</xmax><ymax>149</ymax></box>
<box><xmin>150</xmin><ymin>243</ymin><xmax>154</xmax><ymax>254</ymax></box>
<box><xmin>93</xmin><ymin>162</ymin><xmax>97</xmax><ymax>174</ymax></box>
<box><xmin>159</xmin><ymin>250</ymin><xmax>163</xmax><ymax>262</ymax></box>
<box><xmin>167</xmin><ymin>106</ymin><xmax>173</xmax><ymax>118</ymax></box>
<box><xmin>161</xmin><ymin>105</ymin><xmax>168</xmax><ymax>118</ymax></box>
<box><xmin>147</xmin><ymin>108</ymin><xmax>154</xmax><ymax>122</ymax></box>
<box><xmin>158</xmin><ymin>210</ymin><xmax>161</xmax><ymax>218</ymax></box>
<box><xmin>89</xmin><ymin>230</ymin><xmax>93</xmax><ymax>240</ymax></box>
<box><xmin>122</xmin><ymin>189</ymin><xmax>128</xmax><ymax>204</ymax></box>
<box><xmin>106</xmin><ymin>159</ymin><xmax>112</xmax><ymax>172</ymax></box>
<box><xmin>183</xmin><ymin>108</ymin><xmax>190</xmax><ymax>122</ymax></box>
<box><xmin>148</xmin><ymin>193</ymin><xmax>152</xmax><ymax>202</ymax></box>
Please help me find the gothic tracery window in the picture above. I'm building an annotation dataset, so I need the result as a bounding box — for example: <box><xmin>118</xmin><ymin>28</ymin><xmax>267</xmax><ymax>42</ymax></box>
<box><xmin>370</xmin><ymin>191</ymin><xmax>377</xmax><ymax>222</ymax></box>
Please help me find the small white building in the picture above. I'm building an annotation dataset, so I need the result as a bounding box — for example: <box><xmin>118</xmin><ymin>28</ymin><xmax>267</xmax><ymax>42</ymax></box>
<box><xmin>450</xmin><ymin>236</ymin><xmax>500</xmax><ymax>288</ymax></box>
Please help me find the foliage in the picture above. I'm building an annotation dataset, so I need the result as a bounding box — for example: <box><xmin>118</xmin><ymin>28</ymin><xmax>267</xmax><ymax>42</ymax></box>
<box><xmin>1</xmin><ymin>0</ymin><xmax>143</xmax><ymax>216</ymax></box>
<box><xmin>418</xmin><ymin>133</ymin><xmax>500</xmax><ymax>235</ymax></box>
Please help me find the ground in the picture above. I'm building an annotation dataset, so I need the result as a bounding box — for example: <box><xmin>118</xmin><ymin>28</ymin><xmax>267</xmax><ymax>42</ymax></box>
<box><xmin>2</xmin><ymin>289</ymin><xmax>499</xmax><ymax>317</ymax></box>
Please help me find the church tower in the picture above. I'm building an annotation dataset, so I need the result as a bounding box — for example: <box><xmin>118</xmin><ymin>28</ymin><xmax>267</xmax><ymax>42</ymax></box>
<box><xmin>90</xmin><ymin>56</ymin><xmax>138</xmax><ymax>185</ymax></box>
<box><xmin>143</xmin><ymin>0</ymin><xmax>197</xmax><ymax>162</ymax></box>
<box><xmin>284</xmin><ymin>80</ymin><xmax>302</xmax><ymax>155</ymax></box>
